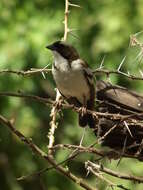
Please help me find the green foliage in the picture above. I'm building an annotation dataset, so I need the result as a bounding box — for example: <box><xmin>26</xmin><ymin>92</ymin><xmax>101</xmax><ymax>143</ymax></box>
<box><xmin>0</xmin><ymin>0</ymin><xmax>143</xmax><ymax>189</ymax></box>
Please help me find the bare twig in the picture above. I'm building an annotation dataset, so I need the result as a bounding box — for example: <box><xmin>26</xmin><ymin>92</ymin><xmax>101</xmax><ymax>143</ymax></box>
<box><xmin>17</xmin><ymin>146</ymin><xmax>81</xmax><ymax>181</ymax></box>
<box><xmin>50</xmin><ymin>144</ymin><xmax>106</xmax><ymax>157</ymax></box>
<box><xmin>0</xmin><ymin>68</ymin><xmax>51</xmax><ymax>76</ymax></box>
<box><xmin>49</xmin><ymin>143</ymin><xmax>143</xmax><ymax>161</ymax></box>
<box><xmin>0</xmin><ymin>91</ymin><xmax>53</xmax><ymax>105</ymax></box>
<box><xmin>86</xmin><ymin>161</ymin><xmax>143</xmax><ymax>183</ymax></box>
<box><xmin>89</xmin><ymin>169</ymin><xmax>115</xmax><ymax>188</ymax></box>
<box><xmin>86</xmin><ymin>166</ymin><xmax>129</xmax><ymax>190</ymax></box>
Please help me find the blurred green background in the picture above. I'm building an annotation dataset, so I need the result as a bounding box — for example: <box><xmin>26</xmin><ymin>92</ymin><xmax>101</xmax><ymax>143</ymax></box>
<box><xmin>1</xmin><ymin>0</ymin><xmax>143</xmax><ymax>189</ymax></box>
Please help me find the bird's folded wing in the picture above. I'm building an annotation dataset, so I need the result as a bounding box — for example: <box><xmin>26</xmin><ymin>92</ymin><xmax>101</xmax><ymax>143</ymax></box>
<box><xmin>96</xmin><ymin>80</ymin><xmax>143</xmax><ymax>112</ymax></box>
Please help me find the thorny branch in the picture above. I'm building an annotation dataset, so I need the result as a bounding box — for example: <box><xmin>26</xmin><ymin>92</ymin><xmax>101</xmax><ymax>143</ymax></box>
<box><xmin>1</xmin><ymin>91</ymin><xmax>143</xmax><ymax>124</ymax></box>
<box><xmin>86</xmin><ymin>161</ymin><xmax>143</xmax><ymax>183</ymax></box>
<box><xmin>0</xmin><ymin>32</ymin><xmax>143</xmax><ymax>82</ymax></box>
<box><xmin>0</xmin><ymin>91</ymin><xmax>53</xmax><ymax>105</ymax></box>
<box><xmin>0</xmin><ymin>114</ymin><xmax>96</xmax><ymax>190</ymax></box>
<box><xmin>1</xmin><ymin>55</ymin><xmax>143</xmax><ymax>187</ymax></box>
<box><xmin>1</xmin><ymin>67</ymin><xmax>143</xmax><ymax>81</ymax></box>
<box><xmin>49</xmin><ymin>144</ymin><xmax>143</xmax><ymax>161</ymax></box>
<box><xmin>86</xmin><ymin>163</ymin><xmax>129</xmax><ymax>190</ymax></box>
<box><xmin>16</xmin><ymin>142</ymin><xmax>143</xmax><ymax>182</ymax></box>
<box><xmin>48</xmin><ymin>89</ymin><xmax>62</xmax><ymax>154</ymax></box>
<box><xmin>0</xmin><ymin>1</ymin><xmax>143</xmax><ymax>189</ymax></box>
<box><xmin>47</xmin><ymin>0</ymin><xmax>71</xmax><ymax>154</ymax></box>
<box><xmin>94</xmin><ymin>68</ymin><xmax>143</xmax><ymax>80</ymax></box>
<box><xmin>0</xmin><ymin>68</ymin><xmax>51</xmax><ymax>76</ymax></box>
<box><xmin>63</xmin><ymin>0</ymin><xmax>69</xmax><ymax>41</ymax></box>
<box><xmin>48</xmin><ymin>0</ymin><xmax>81</xmax><ymax>154</ymax></box>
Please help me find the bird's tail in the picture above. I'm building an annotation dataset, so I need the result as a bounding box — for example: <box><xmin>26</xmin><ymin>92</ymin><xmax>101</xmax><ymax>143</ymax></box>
<box><xmin>79</xmin><ymin>113</ymin><xmax>95</xmax><ymax>128</ymax></box>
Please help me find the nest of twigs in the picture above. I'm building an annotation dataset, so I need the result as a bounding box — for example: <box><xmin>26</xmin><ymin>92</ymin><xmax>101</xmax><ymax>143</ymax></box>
<box><xmin>95</xmin><ymin>80</ymin><xmax>143</xmax><ymax>158</ymax></box>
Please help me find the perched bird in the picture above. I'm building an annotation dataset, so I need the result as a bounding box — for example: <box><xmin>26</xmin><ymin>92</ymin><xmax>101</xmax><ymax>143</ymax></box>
<box><xmin>46</xmin><ymin>41</ymin><xmax>95</xmax><ymax>128</ymax></box>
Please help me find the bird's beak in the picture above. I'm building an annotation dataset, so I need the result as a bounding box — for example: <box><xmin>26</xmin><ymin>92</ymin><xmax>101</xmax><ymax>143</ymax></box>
<box><xmin>46</xmin><ymin>44</ymin><xmax>55</xmax><ymax>50</ymax></box>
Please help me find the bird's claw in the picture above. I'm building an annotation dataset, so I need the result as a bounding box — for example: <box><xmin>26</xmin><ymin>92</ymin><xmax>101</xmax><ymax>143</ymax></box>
<box><xmin>53</xmin><ymin>99</ymin><xmax>63</xmax><ymax>109</ymax></box>
<box><xmin>79</xmin><ymin>107</ymin><xmax>87</xmax><ymax>116</ymax></box>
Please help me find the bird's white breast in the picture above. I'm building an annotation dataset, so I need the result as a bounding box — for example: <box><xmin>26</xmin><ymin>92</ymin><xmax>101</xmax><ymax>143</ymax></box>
<box><xmin>52</xmin><ymin>52</ymin><xmax>90</xmax><ymax>104</ymax></box>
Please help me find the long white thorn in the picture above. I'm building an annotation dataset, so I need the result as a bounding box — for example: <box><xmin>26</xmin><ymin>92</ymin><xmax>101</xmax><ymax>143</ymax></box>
<box><xmin>117</xmin><ymin>56</ymin><xmax>126</xmax><ymax>71</ymax></box>
<box><xmin>99</xmin><ymin>55</ymin><xmax>106</xmax><ymax>69</ymax></box>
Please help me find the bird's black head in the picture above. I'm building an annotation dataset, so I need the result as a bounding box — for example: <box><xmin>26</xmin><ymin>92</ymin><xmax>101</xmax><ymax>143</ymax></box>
<box><xmin>46</xmin><ymin>41</ymin><xmax>79</xmax><ymax>61</ymax></box>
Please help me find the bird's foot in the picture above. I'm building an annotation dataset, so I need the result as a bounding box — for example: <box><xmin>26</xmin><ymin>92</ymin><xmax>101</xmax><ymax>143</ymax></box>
<box><xmin>79</xmin><ymin>106</ymin><xmax>87</xmax><ymax>116</ymax></box>
<box><xmin>53</xmin><ymin>99</ymin><xmax>63</xmax><ymax>109</ymax></box>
